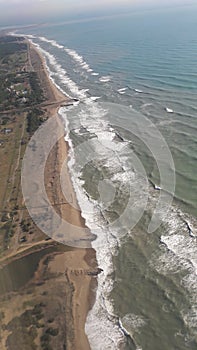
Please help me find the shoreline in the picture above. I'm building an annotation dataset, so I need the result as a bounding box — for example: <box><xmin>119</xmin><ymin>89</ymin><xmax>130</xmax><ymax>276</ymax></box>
<box><xmin>29</xmin><ymin>40</ymin><xmax>97</xmax><ymax>350</ymax></box>
<box><xmin>17</xmin><ymin>38</ymin><xmax>97</xmax><ymax>349</ymax></box>
<box><xmin>0</xmin><ymin>34</ymin><xmax>97</xmax><ymax>350</ymax></box>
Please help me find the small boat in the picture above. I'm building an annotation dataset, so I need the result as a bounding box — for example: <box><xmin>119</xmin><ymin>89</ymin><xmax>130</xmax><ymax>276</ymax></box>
<box><xmin>154</xmin><ymin>184</ymin><xmax>161</xmax><ymax>190</ymax></box>
<box><xmin>165</xmin><ymin>107</ymin><xmax>173</xmax><ymax>113</ymax></box>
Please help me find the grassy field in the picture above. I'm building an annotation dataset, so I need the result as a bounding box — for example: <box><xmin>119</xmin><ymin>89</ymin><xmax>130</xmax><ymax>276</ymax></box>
<box><xmin>0</xmin><ymin>36</ymin><xmax>46</xmax><ymax>257</ymax></box>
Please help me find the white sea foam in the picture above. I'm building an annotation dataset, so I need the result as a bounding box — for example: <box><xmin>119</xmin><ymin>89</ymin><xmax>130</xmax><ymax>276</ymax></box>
<box><xmin>89</xmin><ymin>96</ymin><xmax>101</xmax><ymax>101</ymax></box>
<box><xmin>150</xmin><ymin>204</ymin><xmax>197</xmax><ymax>334</ymax></box>
<box><xmin>59</xmin><ymin>105</ymin><xmax>127</xmax><ymax>348</ymax></box>
<box><xmin>141</xmin><ymin>103</ymin><xmax>153</xmax><ymax>109</ymax></box>
<box><xmin>24</xmin><ymin>34</ymin><xmax>36</xmax><ymax>39</ymax></box>
<box><xmin>18</xmin><ymin>31</ymin><xmax>197</xmax><ymax>349</ymax></box>
<box><xmin>161</xmin><ymin>232</ymin><xmax>197</xmax><ymax>330</ymax></box>
<box><xmin>38</xmin><ymin>35</ymin><xmax>99</xmax><ymax>76</ymax></box>
<box><xmin>121</xmin><ymin>313</ymin><xmax>146</xmax><ymax>335</ymax></box>
<box><xmin>15</xmin><ymin>36</ymin><xmax>127</xmax><ymax>348</ymax></box>
<box><xmin>10</xmin><ymin>33</ymin><xmax>36</xmax><ymax>39</ymax></box>
<box><xmin>85</xmin><ymin>252</ymin><xmax>126</xmax><ymax>349</ymax></box>
<box><xmin>25</xmin><ymin>40</ymin><xmax>73</xmax><ymax>101</ymax></box>
<box><xmin>118</xmin><ymin>87</ymin><xmax>128</xmax><ymax>94</ymax></box>
<box><xmin>39</xmin><ymin>36</ymin><xmax>64</xmax><ymax>49</ymax></box>
<box><xmin>160</xmin><ymin>234</ymin><xmax>197</xmax><ymax>272</ymax></box>
<box><xmin>32</xmin><ymin>41</ymin><xmax>88</xmax><ymax>100</ymax></box>
<box><xmin>92</xmin><ymin>72</ymin><xmax>99</xmax><ymax>76</ymax></box>
<box><xmin>64</xmin><ymin>47</ymin><xmax>96</xmax><ymax>74</ymax></box>
<box><xmin>57</xmin><ymin>95</ymin><xmax>148</xmax><ymax>349</ymax></box>
<box><xmin>61</xmin><ymin>104</ymin><xmax>148</xmax><ymax>349</ymax></box>
<box><xmin>99</xmin><ymin>75</ymin><xmax>111</xmax><ymax>83</ymax></box>
<box><xmin>165</xmin><ymin>107</ymin><xmax>174</xmax><ymax>113</ymax></box>
<box><xmin>54</xmin><ymin>78</ymin><xmax>141</xmax><ymax>348</ymax></box>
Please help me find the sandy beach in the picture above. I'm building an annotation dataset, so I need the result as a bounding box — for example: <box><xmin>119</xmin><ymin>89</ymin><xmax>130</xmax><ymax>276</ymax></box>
<box><xmin>0</xmin><ymin>35</ymin><xmax>97</xmax><ymax>350</ymax></box>
<box><xmin>27</xmin><ymin>41</ymin><xmax>97</xmax><ymax>349</ymax></box>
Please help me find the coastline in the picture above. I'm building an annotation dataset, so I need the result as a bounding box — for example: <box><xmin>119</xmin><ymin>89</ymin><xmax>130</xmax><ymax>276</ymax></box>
<box><xmin>28</xmin><ymin>40</ymin><xmax>97</xmax><ymax>349</ymax></box>
<box><xmin>1</xmin><ymin>17</ymin><xmax>197</xmax><ymax>350</ymax></box>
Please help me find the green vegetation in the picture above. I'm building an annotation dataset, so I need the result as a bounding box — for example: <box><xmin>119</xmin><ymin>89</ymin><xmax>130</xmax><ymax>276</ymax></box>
<box><xmin>6</xmin><ymin>332</ymin><xmax>37</xmax><ymax>350</ymax></box>
<box><xmin>0</xmin><ymin>71</ymin><xmax>44</xmax><ymax>110</ymax></box>
<box><xmin>5</xmin><ymin>303</ymin><xmax>45</xmax><ymax>349</ymax></box>
<box><xmin>0</xmin><ymin>35</ymin><xmax>66</xmax><ymax>350</ymax></box>
<box><xmin>0</xmin><ymin>36</ymin><xmax>47</xmax><ymax>255</ymax></box>
<box><xmin>0</xmin><ymin>116</ymin><xmax>11</xmax><ymax>125</ymax></box>
<box><xmin>27</xmin><ymin>108</ymin><xmax>44</xmax><ymax>134</ymax></box>
<box><xmin>0</xmin><ymin>42</ymin><xmax>27</xmax><ymax>60</ymax></box>
<box><xmin>20</xmin><ymin>218</ymin><xmax>31</xmax><ymax>232</ymax></box>
<box><xmin>0</xmin><ymin>311</ymin><xmax>5</xmax><ymax>322</ymax></box>
<box><xmin>0</xmin><ymin>36</ymin><xmax>24</xmax><ymax>44</ymax></box>
<box><xmin>40</xmin><ymin>327</ymin><xmax>59</xmax><ymax>350</ymax></box>
<box><xmin>0</xmin><ymin>36</ymin><xmax>44</xmax><ymax>111</ymax></box>
<box><xmin>28</xmin><ymin>72</ymin><xmax>44</xmax><ymax>104</ymax></box>
<box><xmin>46</xmin><ymin>327</ymin><xmax>59</xmax><ymax>336</ymax></box>
<box><xmin>1</xmin><ymin>220</ymin><xmax>14</xmax><ymax>249</ymax></box>
<box><xmin>4</xmin><ymin>303</ymin><xmax>59</xmax><ymax>350</ymax></box>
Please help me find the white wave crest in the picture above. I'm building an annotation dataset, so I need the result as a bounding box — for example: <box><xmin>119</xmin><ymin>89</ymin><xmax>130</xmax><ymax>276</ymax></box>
<box><xmin>32</xmin><ymin>41</ymin><xmax>88</xmax><ymax>100</ymax></box>
<box><xmin>99</xmin><ymin>76</ymin><xmax>111</xmax><ymax>83</ymax></box>
<box><xmin>150</xmin><ymin>207</ymin><xmax>197</xmax><ymax>334</ymax></box>
<box><xmin>39</xmin><ymin>36</ymin><xmax>64</xmax><ymax>49</ymax></box>
<box><xmin>38</xmin><ymin>36</ymin><xmax>98</xmax><ymax>76</ymax></box>
<box><xmin>58</xmin><ymin>100</ymin><xmax>147</xmax><ymax>349</ymax></box>
<box><xmin>118</xmin><ymin>87</ymin><xmax>128</xmax><ymax>94</ymax></box>
<box><xmin>64</xmin><ymin>47</ymin><xmax>96</xmax><ymax>75</ymax></box>
<box><xmin>121</xmin><ymin>313</ymin><xmax>146</xmax><ymax>335</ymax></box>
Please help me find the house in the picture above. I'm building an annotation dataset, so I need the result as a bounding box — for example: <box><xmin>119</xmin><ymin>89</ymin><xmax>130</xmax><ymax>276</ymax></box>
<box><xmin>19</xmin><ymin>236</ymin><xmax>27</xmax><ymax>243</ymax></box>
<box><xmin>2</xmin><ymin>128</ymin><xmax>13</xmax><ymax>134</ymax></box>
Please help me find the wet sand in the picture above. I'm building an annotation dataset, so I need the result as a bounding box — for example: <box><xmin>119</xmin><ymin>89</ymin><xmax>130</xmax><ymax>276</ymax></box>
<box><xmin>29</xmin><ymin>42</ymin><xmax>97</xmax><ymax>350</ymax></box>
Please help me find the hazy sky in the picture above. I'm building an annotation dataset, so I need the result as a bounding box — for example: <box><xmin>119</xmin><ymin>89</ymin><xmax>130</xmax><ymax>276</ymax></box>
<box><xmin>0</xmin><ymin>0</ymin><xmax>194</xmax><ymax>26</ymax></box>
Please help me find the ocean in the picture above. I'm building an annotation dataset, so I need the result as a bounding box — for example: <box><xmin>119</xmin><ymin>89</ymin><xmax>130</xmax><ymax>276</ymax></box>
<box><xmin>17</xmin><ymin>5</ymin><xmax>197</xmax><ymax>349</ymax></box>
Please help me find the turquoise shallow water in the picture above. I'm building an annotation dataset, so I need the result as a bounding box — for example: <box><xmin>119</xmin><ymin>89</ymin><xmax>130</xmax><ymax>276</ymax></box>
<box><xmin>20</xmin><ymin>6</ymin><xmax>197</xmax><ymax>349</ymax></box>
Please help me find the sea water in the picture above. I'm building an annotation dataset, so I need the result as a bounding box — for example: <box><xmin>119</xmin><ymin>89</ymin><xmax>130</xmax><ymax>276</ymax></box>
<box><xmin>18</xmin><ymin>5</ymin><xmax>197</xmax><ymax>349</ymax></box>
